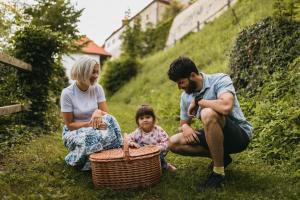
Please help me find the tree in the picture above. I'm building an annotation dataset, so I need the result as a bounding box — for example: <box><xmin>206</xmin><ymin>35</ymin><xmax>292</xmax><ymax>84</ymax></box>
<box><xmin>23</xmin><ymin>0</ymin><xmax>83</xmax><ymax>48</ymax></box>
<box><xmin>120</xmin><ymin>17</ymin><xmax>143</xmax><ymax>58</ymax></box>
<box><xmin>0</xmin><ymin>2</ymin><xmax>16</xmax><ymax>50</ymax></box>
<box><xmin>6</xmin><ymin>0</ymin><xmax>82</xmax><ymax>128</ymax></box>
<box><xmin>162</xmin><ymin>0</ymin><xmax>183</xmax><ymax>21</ymax></box>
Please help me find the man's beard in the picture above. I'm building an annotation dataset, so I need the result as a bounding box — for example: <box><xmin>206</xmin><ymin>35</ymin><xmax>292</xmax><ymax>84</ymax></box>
<box><xmin>185</xmin><ymin>79</ymin><xmax>197</xmax><ymax>94</ymax></box>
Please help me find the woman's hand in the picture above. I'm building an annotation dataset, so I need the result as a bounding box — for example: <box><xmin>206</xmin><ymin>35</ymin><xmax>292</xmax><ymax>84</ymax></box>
<box><xmin>91</xmin><ymin>118</ymin><xmax>107</xmax><ymax>130</ymax></box>
<box><xmin>90</xmin><ymin>109</ymin><xmax>107</xmax><ymax>130</ymax></box>
<box><xmin>91</xmin><ymin>109</ymin><xmax>106</xmax><ymax>119</ymax></box>
<box><xmin>129</xmin><ymin>142</ymin><xmax>140</xmax><ymax>148</ymax></box>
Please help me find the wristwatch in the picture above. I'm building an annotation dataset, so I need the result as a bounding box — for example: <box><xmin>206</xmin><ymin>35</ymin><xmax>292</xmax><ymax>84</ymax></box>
<box><xmin>194</xmin><ymin>93</ymin><xmax>203</xmax><ymax>106</ymax></box>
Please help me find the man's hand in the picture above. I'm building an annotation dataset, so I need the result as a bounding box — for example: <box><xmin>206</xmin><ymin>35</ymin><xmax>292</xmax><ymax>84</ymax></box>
<box><xmin>187</xmin><ymin>100</ymin><xmax>198</xmax><ymax>117</ymax></box>
<box><xmin>181</xmin><ymin>124</ymin><xmax>200</xmax><ymax>144</ymax></box>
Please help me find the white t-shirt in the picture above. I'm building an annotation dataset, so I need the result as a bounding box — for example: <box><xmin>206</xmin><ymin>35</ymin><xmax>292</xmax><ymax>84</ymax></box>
<box><xmin>60</xmin><ymin>83</ymin><xmax>106</xmax><ymax>122</ymax></box>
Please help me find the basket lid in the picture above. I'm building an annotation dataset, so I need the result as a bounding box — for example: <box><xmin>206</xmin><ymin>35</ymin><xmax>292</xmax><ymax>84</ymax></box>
<box><xmin>89</xmin><ymin>145</ymin><xmax>160</xmax><ymax>162</ymax></box>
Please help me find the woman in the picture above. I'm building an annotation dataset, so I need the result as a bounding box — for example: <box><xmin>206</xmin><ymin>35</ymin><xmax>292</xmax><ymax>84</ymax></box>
<box><xmin>60</xmin><ymin>56</ymin><xmax>123</xmax><ymax>170</ymax></box>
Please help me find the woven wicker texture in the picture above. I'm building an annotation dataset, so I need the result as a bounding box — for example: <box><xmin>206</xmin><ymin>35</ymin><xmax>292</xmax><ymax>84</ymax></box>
<box><xmin>89</xmin><ymin>134</ymin><xmax>162</xmax><ymax>190</ymax></box>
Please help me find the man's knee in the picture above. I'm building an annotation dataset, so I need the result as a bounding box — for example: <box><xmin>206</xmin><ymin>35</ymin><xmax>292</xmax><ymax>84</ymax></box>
<box><xmin>201</xmin><ymin>108</ymin><xmax>224</xmax><ymax>127</ymax></box>
<box><xmin>168</xmin><ymin>135</ymin><xmax>180</xmax><ymax>153</ymax></box>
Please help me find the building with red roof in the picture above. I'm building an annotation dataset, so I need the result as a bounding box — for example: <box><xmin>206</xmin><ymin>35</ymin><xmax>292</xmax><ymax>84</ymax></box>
<box><xmin>62</xmin><ymin>36</ymin><xmax>111</xmax><ymax>82</ymax></box>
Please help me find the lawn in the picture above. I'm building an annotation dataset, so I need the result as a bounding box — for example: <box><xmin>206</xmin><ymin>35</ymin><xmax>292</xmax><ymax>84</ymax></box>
<box><xmin>0</xmin><ymin>106</ymin><xmax>299</xmax><ymax>199</ymax></box>
<box><xmin>1</xmin><ymin>0</ymin><xmax>299</xmax><ymax>199</ymax></box>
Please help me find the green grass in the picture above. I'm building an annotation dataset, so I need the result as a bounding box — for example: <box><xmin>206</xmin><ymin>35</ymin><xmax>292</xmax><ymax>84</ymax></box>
<box><xmin>0</xmin><ymin>131</ymin><xmax>299</xmax><ymax>199</ymax></box>
<box><xmin>1</xmin><ymin>0</ymin><xmax>300</xmax><ymax>199</ymax></box>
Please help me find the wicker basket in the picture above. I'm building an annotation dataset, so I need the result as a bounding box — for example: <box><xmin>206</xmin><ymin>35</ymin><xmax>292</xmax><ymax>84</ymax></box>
<box><xmin>89</xmin><ymin>133</ymin><xmax>162</xmax><ymax>190</ymax></box>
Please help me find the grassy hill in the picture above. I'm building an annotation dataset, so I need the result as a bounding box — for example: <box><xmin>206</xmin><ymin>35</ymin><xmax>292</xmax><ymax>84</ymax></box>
<box><xmin>1</xmin><ymin>0</ymin><xmax>299</xmax><ymax>199</ymax></box>
<box><xmin>108</xmin><ymin>0</ymin><xmax>275</xmax><ymax>133</ymax></box>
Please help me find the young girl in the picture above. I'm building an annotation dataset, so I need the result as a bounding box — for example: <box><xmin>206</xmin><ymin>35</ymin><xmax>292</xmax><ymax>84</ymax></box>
<box><xmin>128</xmin><ymin>105</ymin><xmax>176</xmax><ymax>172</ymax></box>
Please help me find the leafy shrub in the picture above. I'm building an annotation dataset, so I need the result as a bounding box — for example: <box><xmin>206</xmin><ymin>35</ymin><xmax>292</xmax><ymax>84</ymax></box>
<box><xmin>101</xmin><ymin>56</ymin><xmax>138</xmax><ymax>96</ymax></box>
<box><xmin>273</xmin><ymin>0</ymin><xmax>300</xmax><ymax>20</ymax></box>
<box><xmin>230</xmin><ymin>16</ymin><xmax>300</xmax><ymax>93</ymax></box>
<box><xmin>243</xmin><ymin>57</ymin><xmax>300</xmax><ymax>167</ymax></box>
<box><xmin>142</xmin><ymin>18</ymin><xmax>173</xmax><ymax>55</ymax></box>
<box><xmin>0</xmin><ymin>64</ymin><xmax>21</xmax><ymax>107</ymax></box>
<box><xmin>12</xmin><ymin>25</ymin><xmax>68</xmax><ymax>128</ymax></box>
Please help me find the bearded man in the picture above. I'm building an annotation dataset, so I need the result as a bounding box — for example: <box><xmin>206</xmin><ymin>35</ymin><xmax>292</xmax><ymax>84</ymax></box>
<box><xmin>167</xmin><ymin>56</ymin><xmax>253</xmax><ymax>192</ymax></box>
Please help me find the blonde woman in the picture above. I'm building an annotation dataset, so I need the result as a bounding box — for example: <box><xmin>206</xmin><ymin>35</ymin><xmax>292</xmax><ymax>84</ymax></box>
<box><xmin>60</xmin><ymin>56</ymin><xmax>123</xmax><ymax>170</ymax></box>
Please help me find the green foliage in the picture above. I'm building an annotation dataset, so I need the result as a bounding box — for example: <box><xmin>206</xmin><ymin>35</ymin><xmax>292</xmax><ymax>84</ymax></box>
<box><xmin>142</xmin><ymin>18</ymin><xmax>173</xmax><ymax>55</ymax></box>
<box><xmin>162</xmin><ymin>0</ymin><xmax>184</xmax><ymax>21</ymax></box>
<box><xmin>230</xmin><ymin>16</ymin><xmax>300</xmax><ymax>93</ymax></box>
<box><xmin>12</xmin><ymin>25</ymin><xmax>68</xmax><ymax>128</ymax></box>
<box><xmin>120</xmin><ymin>17</ymin><xmax>143</xmax><ymax>58</ymax></box>
<box><xmin>0</xmin><ymin>64</ymin><xmax>20</xmax><ymax>107</ymax></box>
<box><xmin>121</xmin><ymin>3</ymin><xmax>178</xmax><ymax>58</ymax></box>
<box><xmin>23</xmin><ymin>0</ymin><xmax>83</xmax><ymax>44</ymax></box>
<box><xmin>242</xmin><ymin>58</ymin><xmax>300</xmax><ymax>166</ymax></box>
<box><xmin>101</xmin><ymin>56</ymin><xmax>138</xmax><ymax>96</ymax></box>
<box><xmin>230</xmin><ymin>15</ymin><xmax>300</xmax><ymax>166</ymax></box>
<box><xmin>0</xmin><ymin>3</ymin><xmax>12</xmax><ymax>47</ymax></box>
<box><xmin>0</xmin><ymin>0</ymin><xmax>81</xmax><ymax>154</ymax></box>
<box><xmin>273</xmin><ymin>0</ymin><xmax>300</xmax><ymax>20</ymax></box>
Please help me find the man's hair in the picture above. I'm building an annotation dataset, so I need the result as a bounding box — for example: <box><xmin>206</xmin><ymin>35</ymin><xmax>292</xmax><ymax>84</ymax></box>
<box><xmin>167</xmin><ymin>56</ymin><xmax>199</xmax><ymax>82</ymax></box>
<box><xmin>135</xmin><ymin>105</ymin><xmax>156</xmax><ymax>125</ymax></box>
<box><xmin>71</xmin><ymin>56</ymin><xmax>100</xmax><ymax>85</ymax></box>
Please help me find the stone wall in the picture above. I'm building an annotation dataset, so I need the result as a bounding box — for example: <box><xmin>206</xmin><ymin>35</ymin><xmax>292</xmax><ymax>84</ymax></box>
<box><xmin>166</xmin><ymin>0</ymin><xmax>238</xmax><ymax>47</ymax></box>
<box><xmin>104</xmin><ymin>1</ymin><xmax>169</xmax><ymax>58</ymax></box>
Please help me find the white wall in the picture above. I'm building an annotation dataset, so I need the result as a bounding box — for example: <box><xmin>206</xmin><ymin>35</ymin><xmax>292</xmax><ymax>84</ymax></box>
<box><xmin>104</xmin><ymin>1</ymin><xmax>169</xmax><ymax>59</ymax></box>
<box><xmin>104</xmin><ymin>29</ymin><xmax>124</xmax><ymax>59</ymax></box>
<box><xmin>62</xmin><ymin>53</ymin><xmax>100</xmax><ymax>83</ymax></box>
<box><xmin>166</xmin><ymin>0</ymin><xmax>238</xmax><ymax>47</ymax></box>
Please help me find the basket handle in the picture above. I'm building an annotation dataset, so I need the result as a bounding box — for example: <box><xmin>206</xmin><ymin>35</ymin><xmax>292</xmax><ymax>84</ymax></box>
<box><xmin>123</xmin><ymin>133</ymin><xmax>130</xmax><ymax>160</ymax></box>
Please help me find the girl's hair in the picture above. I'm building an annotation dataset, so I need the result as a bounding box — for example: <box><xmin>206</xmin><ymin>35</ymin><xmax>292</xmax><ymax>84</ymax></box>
<box><xmin>135</xmin><ymin>105</ymin><xmax>156</xmax><ymax>125</ymax></box>
<box><xmin>70</xmin><ymin>56</ymin><xmax>100</xmax><ymax>85</ymax></box>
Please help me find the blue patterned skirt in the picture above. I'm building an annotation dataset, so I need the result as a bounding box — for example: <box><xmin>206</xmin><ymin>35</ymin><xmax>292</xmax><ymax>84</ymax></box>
<box><xmin>62</xmin><ymin>114</ymin><xmax>123</xmax><ymax>170</ymax></box>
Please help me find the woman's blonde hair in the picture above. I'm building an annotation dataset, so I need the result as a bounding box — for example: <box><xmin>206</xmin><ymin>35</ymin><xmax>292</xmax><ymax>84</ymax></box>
<box><xmin>70</xmin><ymin>56</ymin><xmax>100</xmax><ymax>85</ymax></box>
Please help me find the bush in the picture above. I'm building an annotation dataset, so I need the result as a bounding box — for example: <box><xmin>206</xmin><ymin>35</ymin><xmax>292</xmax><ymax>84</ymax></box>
<box><xmin>12</xmin><ymin>25</ymin><xmax>68</xmax><ymax>128</ymax></box>
<box><xmin>230</xmin><ymin>17</ymin><xmax>300</xmax><ymax>93</ymax></box>
<box><xmin>229</xmin><ymin>15</ymin><xmax>300</xmax><ymax>170</ymax></box>
<box><xmin>243</xmin><ymin>57</ymin><xmax>300</xmax><ymax>167</ymax></box>
<box><xmin>101</xmin><ymin>56</ymin><xmax>138</xmax><ymax>96</ymax></box>
<box><xmin>142</xmin><ymin>18</ymin><xmax>173</xmax><ymax>55</ymax></box>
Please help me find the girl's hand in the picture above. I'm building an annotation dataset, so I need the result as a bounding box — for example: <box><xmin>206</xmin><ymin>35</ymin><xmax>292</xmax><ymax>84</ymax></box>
<box><xmin>129</xmin><ymin>142</ymin><xmax>140</xmax><ymax>148</ymax></box>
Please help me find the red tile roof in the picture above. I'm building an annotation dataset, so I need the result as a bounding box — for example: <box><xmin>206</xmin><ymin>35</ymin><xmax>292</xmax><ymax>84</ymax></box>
<box><xmin>76</xmin><ymin>36</ymin><xmax>111</xmax><ymax>56</ymax></box>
